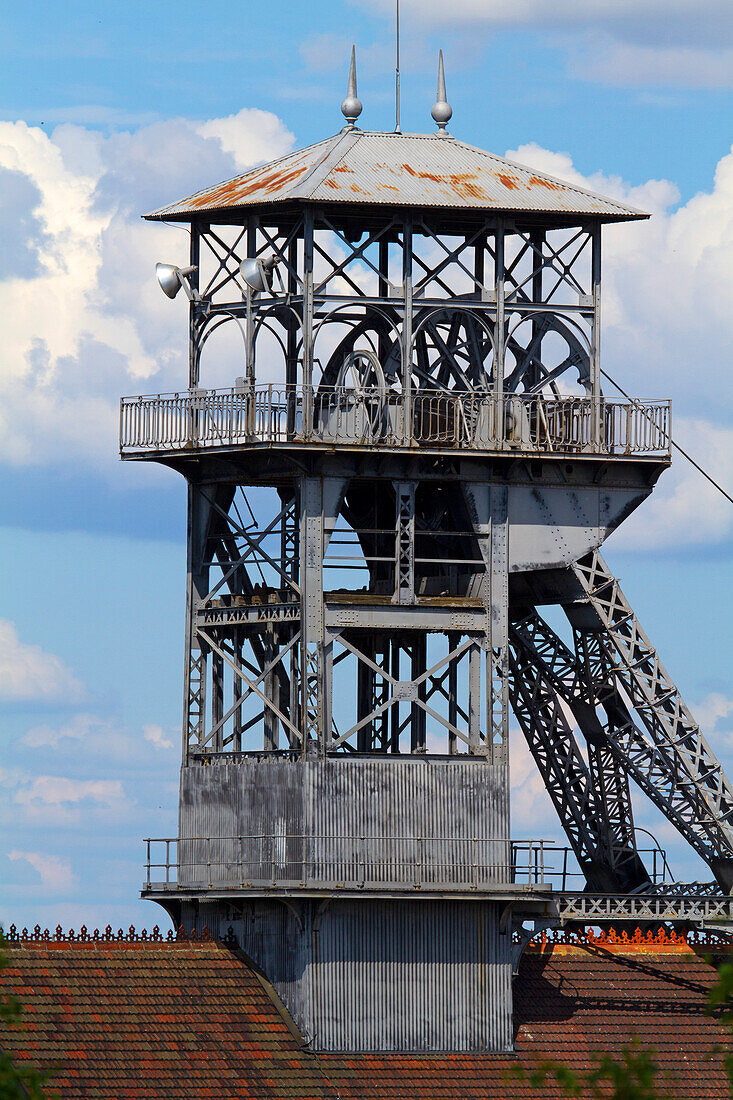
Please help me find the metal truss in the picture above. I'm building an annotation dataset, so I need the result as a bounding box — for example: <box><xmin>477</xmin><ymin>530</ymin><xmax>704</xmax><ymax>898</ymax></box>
<box><xmin>510</xmin><ymin>609</ymin><xmax>646</xmax><ymax>891</ymax></box>
<box><xmin>571</xmin><ymin>551</ymin><xmax>733</xmax><ymax>889</ymax></box>
<box><xmin>328</xmin><ymin>631</ymin><xmax>485</xmax><ymax>755</ymax></box>
<box><xmin>557</xmin><ymin>893</ymin><xmax>733</xmax><ymax>925</ymax></box>
<box><xmin>511</xmin><ymin>602</ymin><xmax>733</xmax><ymax>890</ymax></box>
<box><xmin>182</xmin><ymin>210</ymin><xmax>601</xmax><ymax>416</ymax></box>
<box><xmin>507</xmin><ymin>635</ymin><xmax>636</xmax><ymax>891</ymax></box>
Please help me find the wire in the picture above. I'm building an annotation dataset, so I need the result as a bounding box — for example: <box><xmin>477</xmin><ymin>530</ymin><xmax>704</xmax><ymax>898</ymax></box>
<box><xmin>600</xmin><ymin>368</ymin><xmax>733</xmax><ymax>507</ymax></box>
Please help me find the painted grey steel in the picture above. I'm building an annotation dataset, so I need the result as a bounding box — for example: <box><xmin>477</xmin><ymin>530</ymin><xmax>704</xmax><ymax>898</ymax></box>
<box><xmin>143</xmin><ymin>834</ymin><xmax>554</xmax><ymax>893</ymax></box>
<box><xmin>176</xmin><ymin>756</ymin><xmax>509</xmax><ymax>886</ymax></box>
<box><xmin>557</xmin><ymin>894</ymin><xmax>733</xmax><ymax>924</ymax></box>
<box><xmin>431</xmin><ymin>51</ymin><xmax>452</xmax><ymax>133</ymax></box>
<box><xmin>572</xmin><ymin>551</ymin><xmax>733</xmax><ymax>889</ymax></box>
<box><xmin>171</xmin><ymin>897</ymin><xmax>513</xmax><ymax>1052</ymax></box>
<box><xmin>120</xmin><ymin>389</ymin><xmax>670</xmax><ymax>457</ymax></box>
<box><xmin>341</xmin><ymin>45</ymin><xmax>362</xmax><ymax>127</ymax></box>
<box><xmin>145</xmin><ymin>130</ymin><xmax>646</xmax><ymax>221</ymax></box>
<box><xmin>508</xmin><ymin>607</ymin><xmax>730</xmax><ymax>888</ymax></box>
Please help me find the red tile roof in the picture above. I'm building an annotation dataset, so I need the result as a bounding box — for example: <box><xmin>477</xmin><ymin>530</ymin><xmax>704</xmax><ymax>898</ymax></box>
<box><xmin>1</xmin><ymin>928</ymin><xmax>731</xmax><ymax>1099</ymax></box>
<box><xmin>0</xmin><ymin>937</ymin><xmax>335</xmax><ymax>1099</ymax></box>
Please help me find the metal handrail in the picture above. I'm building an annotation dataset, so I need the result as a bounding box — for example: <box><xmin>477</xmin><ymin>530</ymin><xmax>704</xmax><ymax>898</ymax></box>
<box><xmin>142</xmin><ymin>835</ymin><xmax>557</xmax><ymax>892</ymax></box>
<box><xmin>142</xmin><ymin>835</ymin><xmax>674</xmax><ymax>894</ymax></box>
<box><xmin>121</xmin><ymin>385</ymin><xmax>671</xmax><ymax>458</ymax></box>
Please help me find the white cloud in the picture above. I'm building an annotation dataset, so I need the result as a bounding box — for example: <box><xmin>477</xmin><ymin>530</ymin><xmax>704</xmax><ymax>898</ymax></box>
<box><xmin>0</xmin><ymin>618</ymin><xmax>83</xmax><ymax>702</ymax></box>
<box><xmin>695</xmin><ymin>693</ymin><xmax>733</xmax><ymax>732</ymax></box>
<box><xmin>0</xmin><ymin>109</ymin><xmax>294</xmax><ymax>468</ymax></box>
<box><xmin>362</xmin><ymin>0</ymin><xmax>732</xmax><ymax>45</ymax></box>
<box><xmin>9</xmin><ymin>775</ymin><xmax>129</xmax><ymax>825</ymax></box>
<box><xmin>22</xmin><ymin>712</ymin><xmax>102</xmax><ymax>747</ymax></box>
<box><xmin>8</xmin><ymin>850</ymin><xmax>75</xmax><ymax>892</ymax></box>
<box><xmin>610</xmin><ymin>419</ymin><xmax>733</xmax><ymax>551</ymax></box>
<box><xmin>505</xmin><ymin>141</ymin><xmax>733</xmax><ymax>549</ymax></box>
<box><xmin>197</xmin><ymin>109</ymin><xmax>294</xmax><ymax>173</ymax></box>
<box><xmin>143</xmin><ymin>724</ymin><xmax>175</xmax><ymax>751</ymax></box>
<box><xmin>358</xmin><ymin>0</ymin><xmax>733</xmax><ymax>88</ymax></box>
<box><xmin>572</xmin><ymin>40</ymin><xmax>733</xmax><ymax>89</ymax></box>
<box><xmin>13</xmin><ymin>775</ymin><xmax>126</xmax><ymax>808</ymax></box>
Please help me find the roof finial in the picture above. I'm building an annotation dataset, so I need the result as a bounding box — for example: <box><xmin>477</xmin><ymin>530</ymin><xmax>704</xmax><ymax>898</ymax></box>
<box><xmin>341</xmin><ymin>45</ymin><xmax>363</xmax><ymax>129</ymax></box>
<box><xmin>431</xmin><ymin>50</ymin><xmax>452</xmax><ymax>136</ymax></box>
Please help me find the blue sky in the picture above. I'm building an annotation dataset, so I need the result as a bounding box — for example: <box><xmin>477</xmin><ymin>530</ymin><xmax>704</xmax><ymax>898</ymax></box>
<box><xmin>1</xmin><ymin>0</ymin><xmax>733</xmax><ymax>931</ymax></box>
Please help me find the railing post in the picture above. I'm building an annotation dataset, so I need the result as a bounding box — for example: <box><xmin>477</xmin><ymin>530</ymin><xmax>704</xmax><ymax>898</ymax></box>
<box><xmin>146</xmin><ymin>839</ymin><xmax>151</xmax><ymax>888</ymax></box>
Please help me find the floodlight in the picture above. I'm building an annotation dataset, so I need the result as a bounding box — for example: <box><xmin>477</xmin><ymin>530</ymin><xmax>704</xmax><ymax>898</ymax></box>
<box><xmin>240</xmin><ymin>255</ymin><xmax>279</xmax><ymax>295</ymax></box>
<box><xmin>156</xmin><ymin>262</ymin><xmax>198</xmax><ymax>300</ymax></box>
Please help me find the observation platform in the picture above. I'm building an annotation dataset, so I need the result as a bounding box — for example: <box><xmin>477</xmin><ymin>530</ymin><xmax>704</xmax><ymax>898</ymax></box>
<box><xmin>120</xmin><ymin>385</ymin><xmax>671</xmax><ymax>462</ymax></box>
<box><xmin>141</xmin><ymin>834</ymin><xmax>733</xmax><ymax>926</ymax></box>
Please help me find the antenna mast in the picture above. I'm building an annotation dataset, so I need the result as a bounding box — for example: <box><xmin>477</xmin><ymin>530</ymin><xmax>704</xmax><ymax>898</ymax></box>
<box><xmin>395</xmin><ymin>0</ymin><xmax>401</xmax><ymax>132</ymax></box>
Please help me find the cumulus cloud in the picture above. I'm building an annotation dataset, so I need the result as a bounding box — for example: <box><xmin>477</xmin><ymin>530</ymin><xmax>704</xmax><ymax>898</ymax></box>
<box><xmin>10</xmin><ymin>775</ymin><xmax>128</xmax><ymax>825</ymax></box>
<box><xmin>505</xmin><ymin>141</ymin><xmax>733</xmax><ymax>550</ymax></box>
<box><xmin>0</xmin><ymin>109</ymin><xmax>294</xmax><ymax>468</ymax></box>
<box><xmin>143</xmin><ymin>724</ymin><xmax>175</xmax><ymax>751</ymax></box>
<box><xmin>0</xmin><ymin>618</ymin><xmax>84</xmax><ymax>703</ymax></box>
<box><xmin>8</xmin><ymin>850</ymin><xmax>75</xmax><ymax>892</ymax></box>
<box><xmin>14</xmin><ymin>775</ymin><xmax>126</xmax><ymax>807</ymax></box>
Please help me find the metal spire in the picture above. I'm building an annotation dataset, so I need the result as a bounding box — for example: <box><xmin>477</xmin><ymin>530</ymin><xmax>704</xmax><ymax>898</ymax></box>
<box><xmin>341</xmin><ymin>45</ymin><xmax>363</xmax><ymax>129</ymax></box>
<box><xmin>395</xmin><ymin>0</ymin><xmax>401</xmax><ymax>133</ymax></box>
<box><xmin>431</xmin><ymin>50</ymin><xmax>452</xmax><ymax>136</ymax></box>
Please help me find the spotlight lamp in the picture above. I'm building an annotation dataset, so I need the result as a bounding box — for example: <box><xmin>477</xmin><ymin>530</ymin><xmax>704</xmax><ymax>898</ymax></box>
<box><xmin>239</xmin><ymin>254</ymin><xmax>283</xmax><ymax>296</ymax></box>
<box><xmin>155</xmin><ymin>262</ymin><xmax>200</xmax><ymax>301</ymax></box>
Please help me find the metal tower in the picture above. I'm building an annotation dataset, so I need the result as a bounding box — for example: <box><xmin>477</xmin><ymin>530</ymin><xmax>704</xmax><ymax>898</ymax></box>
<box><xmin>124</xmin><ymin>63</ymin><xmax>733</xmax><ymax>1052</ymax></box>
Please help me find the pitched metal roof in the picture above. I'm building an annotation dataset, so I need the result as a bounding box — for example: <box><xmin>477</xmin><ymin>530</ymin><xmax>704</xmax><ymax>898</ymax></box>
<box><xmin>146</xmin><ymin>129</ymin><xmax>647</xmax><ymax>223</ymax></box>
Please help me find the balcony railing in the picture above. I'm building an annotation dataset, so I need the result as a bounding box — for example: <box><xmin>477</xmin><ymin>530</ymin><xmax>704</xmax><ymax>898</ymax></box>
<box><xmin>142</xmin><ymin>835</ymin><xmax>672</xmax><ymax>895</ymax></box>
<box><xmin>121</xmin><ymin>386</ymin><xmax>671</xmax><ymax>458</ymax></box>
<box><xmin>144</xmin><ymin>835</ymin><xmax>549</xmax><ymax>894</ymax></box>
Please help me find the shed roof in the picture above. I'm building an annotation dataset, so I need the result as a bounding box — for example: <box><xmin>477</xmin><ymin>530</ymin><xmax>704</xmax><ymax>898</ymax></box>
<box><xmin>146</xmin><ymin>129</ymin><xmax>647</xmax><ymax>223</ymax></box>
<box><xmin>2</xmin><ymin>929</ymin><xmax>730</xmax><ymax>1098</ymax></box>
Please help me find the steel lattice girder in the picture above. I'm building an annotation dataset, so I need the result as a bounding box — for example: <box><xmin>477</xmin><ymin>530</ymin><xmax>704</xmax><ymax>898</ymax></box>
<box><xmin>507</xmin><ymin>638</ymin><xmax>627</xmax><ymax>891</ymax></box>
<box><xmin>512</xmin><ymin>572</ymin><xmax>733</xmax><ymax>889</ymax></box>
<box><xmin>571</xmin><ymin>551</ymin><xmax>733</xmax><ymax>888</ymax></box>
<box><xmin>510</xmin><ymin>612</ymin><xmax>647</xmax><ymax>891</ymax></box>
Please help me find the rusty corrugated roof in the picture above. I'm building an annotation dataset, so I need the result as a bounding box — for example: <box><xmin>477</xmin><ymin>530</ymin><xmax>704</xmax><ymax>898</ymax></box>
<box><xmin>145</xmin><ymin>130</ymin><xmax>647</xmax><ymax>222</ymax></box>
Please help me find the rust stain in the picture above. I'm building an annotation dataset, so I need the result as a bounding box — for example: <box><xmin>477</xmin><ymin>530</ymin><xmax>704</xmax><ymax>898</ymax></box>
<box><xmin>188</xmin><ymin>164</ymin><xmax>310</xmax><ymax>208</ymax></box>
<box><xmin>333</xmin><ymin>164</ymin><xmax>354</xmax><ymax>173</ymax></box>
<box><xmin>323</xmin><ymin>178</ymin><xmax>339</xmax><ymax>190</ymax></box>
<box><xmin>497</xmin><ymin>173</ymin><xmax>520</xmax><ymax>191</ymax></box>
<box><xmin>400</xmin><ymin>164</ymin><xmax>442</xmax><ymax>183</ymax></box>
<box><xmin>528</xmin><ymin>175</ymin><xmax>561</xmax><ymax>191</ymax></box>
<box><xmin>447</xmin><ymin>173</ymin><xmax>486</xmax><ymax>200</ymax></box>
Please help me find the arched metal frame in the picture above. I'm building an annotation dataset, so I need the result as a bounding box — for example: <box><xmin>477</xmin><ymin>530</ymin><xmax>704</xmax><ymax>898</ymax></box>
<box><xmin>409</xmin><ymin>306</ymin><xmax>497</xmax><ymax>394</ymax></box>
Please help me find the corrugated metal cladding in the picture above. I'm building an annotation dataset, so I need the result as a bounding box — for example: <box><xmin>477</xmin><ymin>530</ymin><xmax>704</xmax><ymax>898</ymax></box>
<box><xmin>182</xmin><ymin>898</ymin><xmax>513</xmax><ymax>1052</ymax></box>
<box><xmin>178</xmin><ymin>757</ymin><xmax>510</xmax><ymax>884</ymax></box>
<box><xmin>147</xmin><ymin>129</ymin><xmax>646</xmax><ymax>221</ymax></box>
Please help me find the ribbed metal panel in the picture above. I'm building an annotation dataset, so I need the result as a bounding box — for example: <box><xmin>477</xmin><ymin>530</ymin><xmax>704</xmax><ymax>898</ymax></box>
<box><xmin>184</xmin><ymin>897</ymin><xmax>513</xmax><ymax>1052</ymax></box>
<box><xmin>311</xmin><ymin>900</ymin><xmax>512</xmax><ymax>1051</ymax></box>
<box><xmin>147</xmin><ymin>130</ymin><xmax>645</xmax><ymax>221</ymax></box>
<box><xmin>311</xmin><ymin>758</ymin><xmax>509</xmax><ymax>885</ymax></box>
<box><xmin>179</xmin><ymin>757</ymin><xmax>509</xmax><ymax>886</ymax></box>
